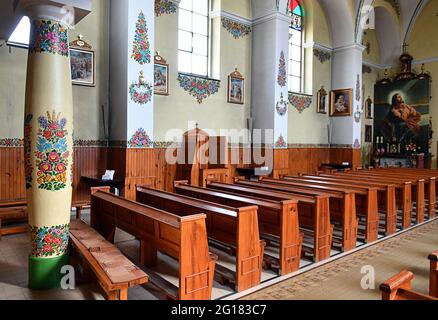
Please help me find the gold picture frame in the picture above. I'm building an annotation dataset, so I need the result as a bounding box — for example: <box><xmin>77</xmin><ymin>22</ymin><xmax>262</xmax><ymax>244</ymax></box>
<box><xmin>330</xmin><ymin>88</ymin><xmax>353</xmax><ymax>117</ymax></box>
<box><xmin>154</xmin><ymin>52</ymin><xmax>169</xmax><ymax>96</ymax></box>
<box><xmin>69</xmin><ymin>35</ymin><xmax>95</xmax><ymax>87</ymax></box>
<box><xmin>227</xmin><ymin>68</ymin><xmax>245</xmax><ymax>105</ymax></box>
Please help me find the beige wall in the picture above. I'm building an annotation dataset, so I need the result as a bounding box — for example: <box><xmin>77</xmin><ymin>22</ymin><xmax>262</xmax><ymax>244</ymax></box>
<box><xmin>154</xmin><ymin>0</ymin><xmax>251</xmax><ymax>142</ymax></box>
<box><xmin>0</xmin><ymin>0</ymin><xmax>109</xmax><ymax>141</ymax></box>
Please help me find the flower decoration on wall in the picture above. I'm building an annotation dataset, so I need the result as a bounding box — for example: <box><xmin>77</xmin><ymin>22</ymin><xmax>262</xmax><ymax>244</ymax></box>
<box><xmin>29</xmin><ymin>20</ymin><xmax>69</xmax><ymax>57</ymax></box>
<box><xmin>24</xmin><ymin>114</ymin><xmax>33</xmax><ymax>189</ymax></box>
<box><xmin>276</xmin><ymin>93</ymin><xmax>289</xmax><ymax>116</ymax></box>
<box><xmin>353</xmin><ymin>139</ymin><xmax>361</xmax><ymax>149</ymax></box>
<box><xmin>132</xmin><ymin>11</ymin><xmax>151</xmax><ymax>65</ymax></box>
<box><xmin>129</xmin><ymin>71</ymin><xmax>153</xmax><ymax>105</ymax></box>
<box><xmin>0</xmin><ymin>138</ymin><xmax>23</xmax><ymax>147</ymax></box>
<box><xmin>275</xmin><ymin>134</ymin><xmax>288</xmax><ymax>149</ymax></box>
<box><xmin>221</xmin><ymin>17</ymin><xmax>252</xmax><ymax>39</ymax></box>
<box><xmin>313</xmin><ymin>49</ymin><xmax>331</xmax><ymax>64</ymax></box>
<box><xmin>177</xmin><ymin>73</ymin><xmax>220</xmax><ymax>104</ymax></box>
<box><xmin>277</xmin><ymin>51</ymin><xmax>287</xmax><ymax>87</ymax></box>
<box><xmin>128</xmin><ymin>128</ymin><xmax>153</xmax><ymax>148</ymax></box>
<box><xmin>35</xmin><ymin>111</ymin><xmax>69</xmax><ymax>192</ymax></box>
<box><xmin>155</xmin><ymin>0</ymin><xmax>177</xmax><ymax>16</ymax></box>
<box><xmin>288</xmin><ymin>92</ymin><xmax>313</xmax><ymax>113</ymax></box>
<box><xmin>31</xmin><ymin>224</ymin><xmax>69</xmax><ymax>257</ymax></box>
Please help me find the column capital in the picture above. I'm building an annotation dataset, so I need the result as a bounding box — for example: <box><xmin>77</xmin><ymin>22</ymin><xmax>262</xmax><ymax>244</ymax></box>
<box><xmin>14</xmin><ymin>0</ymin><xmax>91</xmax><ymax>26</ymax></box>
<box><xmin>333</xmin><ymin>43</ymin><xmax>366</xmax><ymax>54</ymax></box>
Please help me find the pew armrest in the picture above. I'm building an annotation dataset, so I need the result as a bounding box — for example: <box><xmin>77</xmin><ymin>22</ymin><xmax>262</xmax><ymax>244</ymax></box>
<box><xmin>428</xmin><ymin>251</ymin><xmax>438</xmax><ymax>262</ymax></box>
<box><xmin>174</xmin><ymin>180</ymin><xmax>189</xmax><ymax>187</ymax></box>
<box><xmin>380</xmin><ymin>270</ymin><xmax>413</xmax><ymax>295</ymax></box>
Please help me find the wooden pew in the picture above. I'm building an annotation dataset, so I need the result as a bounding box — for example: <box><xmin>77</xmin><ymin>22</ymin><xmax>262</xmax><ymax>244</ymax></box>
<box><xmin>380</xmin><ymin>270</ymin><xmax>438</xmax><ymax>300</ymax></box>
<box><xmin>326</xmin><ymin>172</ymin><xmax>414</xmax><ymax>229</ymax></box>
<box><xmin>297</xmin><ymin>174</ymin><xmax>397</xmax><ymax>235</ymax></box>
<box><xmin>69</xmin><ymin>219</ymin><xmax>149</xmax><ymax>300</ymax></box>
<box><xmin>345</xmin><ymin>170</ymin><xmax>425</xmax><ymax>225</ymax></box>
<box><xmin>235</xmin><ymin>178</ymin><xmax>359</xmax><ymax>251</ymax></box>
<box><xmin>0</xmin><ymin>200</ymin><xmax>28</xmax><ymax>239</ymax></box>
<box><xmin>90</xmin><ymin>190</ymin><xmax>217</xmax><ymax>300</ymax></box>
<box><xmin>136</xmin><ymin>186</ymin><xmax>265</xmax><ymax>291</ymax></box>
<box><xmin>365</xmin><ymin>168</ymin><xmax>436</xmax><ymax>219</ymax></box>
<box><xmin>281</xmin><ymin>176</ymin><xmax>380</xmax><ymax>243</ymax></box>
<box><xmin>175</xmin><ymin>181</ymin><xmax>331</xmax><ymax>263</ymax></box>
<box><xmin>429</xmin><ymin>250</ymin><xmax>438</xmax><ymax>298</ymax></box>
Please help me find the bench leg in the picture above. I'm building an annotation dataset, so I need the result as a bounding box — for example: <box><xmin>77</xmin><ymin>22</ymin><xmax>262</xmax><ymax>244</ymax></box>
<box><xmin>140</xmin><ymin>240</ymin><xmax>157</xmax><ymax>267</ymax></box>
<box><xmin>119</xmin><ymin>288</ymin><xmax>128</xmax><ymax>300</ymax></box>
<box><xmin>107</xmin><ymin>290</ymin><xmax>117</xmax><ymax>300</ymax></box>
<box><xmin>76</xmin><ymin>206</ymin><xmax>82</xmax><ymax>220</ymax></box>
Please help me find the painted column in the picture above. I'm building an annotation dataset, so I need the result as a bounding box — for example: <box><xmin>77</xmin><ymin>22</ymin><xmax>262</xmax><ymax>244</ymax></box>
<box><xmin>19</xmin><ymin>3</ymin><xmax>76</xmax><ymax>290</ymax></box>
<box><xmin>330</xmin><ymin>44</ymin><xmax>365</xmax><ymax>149</ymax></box>
<box><xmin>251</xmin><ymin>0</ymin><xmax>290</xmax><ymax>148</ymax></box>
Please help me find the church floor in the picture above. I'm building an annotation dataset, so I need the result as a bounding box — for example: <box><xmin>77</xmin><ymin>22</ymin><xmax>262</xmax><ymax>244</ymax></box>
<box><xmin>0</xmin><ymin>212</ymin><xmax>437</xmax><ymax>300</ymax></box>
<box><xmin>240</xmin><ymin>218</ymin><xmax>438</xmax><ymax>300</ymax></box>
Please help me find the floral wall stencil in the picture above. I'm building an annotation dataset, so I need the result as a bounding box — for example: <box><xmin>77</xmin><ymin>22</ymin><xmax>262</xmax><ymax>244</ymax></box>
<box><xmin>221</xmin><ymin>17</ymin><xmax>251</xmax><ymax>39</ymax></box>
<box><xmin>288</xmin><ymin>92</ymin><xmax>313</xmax><ymax>113</ymax></box>
<box><xmin>155</xmin><ymin>0</ymin><xmax>177</xmax><ymax>16</ymax></box>
<box><xmin>0</xmin><ymin>138</ymin><xmax>23</xmax><ymax>147</ymax></box>
<box><xmin>31</xmin><ymin>224</ymin><xmax>69</xmax><ymax>257</ymax></box>
<box><xmin>24</xmin><ymin>114</ymin><xmax>33</xmax><ymax>189</ymax></box>
<box><xmin>129</xmin><ymin>71</ymin><xmax>153</xmax><ymax>105</ymax></box>
<box><xmin>128</xmin><ymin>128</ymin><xmax>153</xmax><ymax>148</ymax></box>
<box><xmin>177</xmin><ymin>73</ymin><xmax>220</xmax><ymax>104</ymax></box>
<box><xmin>35</xmin><ymin>111</ymin><xmax>69</xmax><ymax>192</ymax></box>
<box><xmin>275</xmin><ymin>134</ymin><xmax>287</xmax><ymax>149</ymax></box>
<box><xmin>132</xmin><ymin>11</ymin><xmax>151</xmax><ymax>64</ymax></box>
<box><xmin>313</xmin><ymin>49</ymin><xmax>331</xmax><ymax>64</ymax></box>
<box><xmin>354</xmin><ymin>139</ymin><xmax>361</xmax><ymax>149</ymax></box>
<box><xmin>277</xmin><ymin>51</ymin><xmax>287</xmax><ymax>87</ymax></box>
<box><xmin>29</xmin><ymin>20</ymin><xmax>69</xmax><ymax>57</ymax></box>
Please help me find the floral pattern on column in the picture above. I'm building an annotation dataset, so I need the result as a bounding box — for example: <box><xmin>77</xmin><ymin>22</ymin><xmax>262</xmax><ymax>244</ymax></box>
<box><xmin>354</xmin><ymin>139</ymin><xmax>361</xmax><ymax>149</ymax></box>
<box><xmin>29</xmin><ymin>20</ymin><xmax>69</xmax><ymax>57</ymax></box>
<box><xmin>128</xmin><ymin>129</ymin><xmax>153</xmax><ymax>148</ymax></box>
<box><xmin>221</xmin><ymin>17</ymin><xmax>252</xmax><ymax>39</ymax></box>
<box><xmin>131</xmin><ymin>11</ymin><xmax>151</xmax><ymax>65</ymax></box>
<box><xmin>177</xmin><ymin>73</ymin><xmax>220</xmax><ymax>104</ymax></box>
<box><xmin>24</xmin><ymin>114</ymin><xmax>33</xmax><ymax>189</ymax></box>
<box><xmin>288</xmin><ymin>92</ymin><xmax>313</xmax><ymax>113</ymax></box>
<box><xmin>275</xmin><ymin>134</ymin><xmax>287</xmax><ymax>149</ymax></box>
<box><xmin>277</xmin><ymin>51</ymin><xmax>287</xmax><ymax>87</ymax></box>
<box><xmin>35</xmin><ymin>112</ymin><xmax>69</xmax><ymax>192</ymax></box>
<box><xmin>31</xmin><ymin>224</ymin><xmax>70</xmax><ymax>257</ymax></box>
<box><xmin>155</xmin><ymin>0</ymin><xmax>177</xmax><ymax>16</ymax></box>
<box><xmin>129</xmin><ymin>81</ymin><xmax>153</xmax><ymax>105</ymax></box>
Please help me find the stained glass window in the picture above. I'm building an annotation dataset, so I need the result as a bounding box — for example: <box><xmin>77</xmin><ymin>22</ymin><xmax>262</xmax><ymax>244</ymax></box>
<box><xmin>288</xmin><ymin>1</ymin><xmax>303</xmax><ymax>93</ymax></box>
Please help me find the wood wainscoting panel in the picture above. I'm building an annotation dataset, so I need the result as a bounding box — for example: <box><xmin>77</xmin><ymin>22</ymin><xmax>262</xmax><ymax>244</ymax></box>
<box><xmin>0</xmin><ymin>147</ymin><xmax>26</xmax><ymax>202</ymax></box>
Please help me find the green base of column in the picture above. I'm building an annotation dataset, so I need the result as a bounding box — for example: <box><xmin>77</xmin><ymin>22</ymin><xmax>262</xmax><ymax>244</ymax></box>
<box><xmin>28</xmin><ymin>254</ymin><xmax>69</xmax><ymax>290</ymax></box>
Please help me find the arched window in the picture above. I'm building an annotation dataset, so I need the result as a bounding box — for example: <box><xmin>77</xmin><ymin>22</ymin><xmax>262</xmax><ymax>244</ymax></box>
<box><xmin>178</xmin><ymin>0</ymin><xmax>209</xmax><ymax>77</ymax></box>
<box><xmin>288</xmin><ymin>1</ymin><xmax>303</xmax><ymax>93</ymax></box>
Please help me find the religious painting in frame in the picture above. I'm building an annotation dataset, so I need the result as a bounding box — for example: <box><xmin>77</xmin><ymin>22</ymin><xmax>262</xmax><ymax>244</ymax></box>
<box><xmin>365</xmin><ymin>96</ymin><xmax>373</xmax><ymax>119</ymax></box>
<box><xmin>154</xmin><ymin>52</ymin><xmax>169</xmax><ymax>96</ymax></box>
<box><xmin>330</xmin><ymin>88</ymin><xmax>353</xmax><ymax>117</ymax></box>
<box><xmin>228</xmin><ymin>68</ymin><xmax>245</xmax><ymax>105</ymax></box>
<box><xmin>365</xmin><ymin>125</ymin><xmax>372</xmax><ymax>143</ymax></box>
<box><xmin>317</xmin><ymin>86</ymin><xmax>328</xmax><ymax>114</ymax></box>
<box><xmin>69</xmin><ymin>35</ymin><xmax>95</xmax><ymax>87</ymax></box>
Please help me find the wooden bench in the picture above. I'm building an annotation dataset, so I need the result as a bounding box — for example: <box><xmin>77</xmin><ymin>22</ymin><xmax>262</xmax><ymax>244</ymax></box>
<box><xmin>236</xmin><ymin>178</ymin><xmax>357</xmax><ymax>251</ymax></box>
<box><xmin>346</xmin><ymin>170</ymin><xmax>425</xmax><ymax>225</ymax></box>
<box><xmin>299</xmin><ymin>174</ymin><xmax>397</xmax><ymax>236</ymax></box>
<box><xmin>0</xmin><ymin>200</ymin><xmax>28</xmax><ymax>239</ymax></box>
<box><xmin>201</xmin><ymin>181</ymin><xmax>333</xmax><ymax>262</ymax></box>
<box><xmin>328</xmin><ymin>172</ymin><xmax>414</xmax><ymax>229</ymax></box>
<box><xmin>90</xmin><ymin>190</ymin><xmax>217</xmax><ymax>300</ymax></box>
<box><xmin>429</xmin><ymin>250</ymin><xmax>438</xmax><ymax>298</ymax></box>
<box><xmin>380</xmin><ymin>270</ymin><xmax>438</xmax><ymax>300</ymax></box>
<box><xmin>69</xmin><ymin>219</ymin><xmax>148</xmax><ymax>300</ymax></box>
<box><xmin>365</xmin><ymin>168</ymin><xmax>437</xmax><ymax>219</ymax></box>
<box><xmin>136</xmin><ymin>185</ymin><xmax>265</xmax><ymax>292</ymax></box>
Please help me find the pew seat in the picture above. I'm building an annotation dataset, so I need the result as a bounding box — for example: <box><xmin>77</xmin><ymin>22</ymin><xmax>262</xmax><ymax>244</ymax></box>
<box><xmin>380</xmin><ymin>270</ymin><xmax>438</xmax><ymax>300</ymax></box>
<box><xmin>69</xmin><ymin>219</ymin><xmax>149</xmax><ymax>300</ymax></box>
<box><xmin>0</xmin><ymin>201</ymin><xmax>28</xmax><ymax>239</ymax></box>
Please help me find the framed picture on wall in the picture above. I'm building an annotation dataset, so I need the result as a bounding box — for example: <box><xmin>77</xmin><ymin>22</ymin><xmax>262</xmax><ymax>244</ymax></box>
<box><xmin>154</xmin><ymin>52</ymin><xmax>169</xmax><ymax>96</ymax></box>
<box><xmin>228</xmin><ymin>68</ymin><xmax>245</xmax><ymax>105</ymax></box>
<box><xmin>365</xmin><ymin>125</ymin><xmax>372</xmax><ymax>142</ymax></box>
<box><xmin>317</xmin><ymin>86</ymin><xmax>328</xmax><ymax>114</ymax></box>
<box><xmin>330</xmin><ymin>88</ymin><xmax>353</xmax><ymax>117</ymax></box>
<box><xmin>69</xmin><ymin>35</ymin><xmax>95</xmax><ymax>87</ymax></box>
<box><xmin>365</xmin><ymin>96</ymin><xmax>373</xmax><ymax>119</ymax></box>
